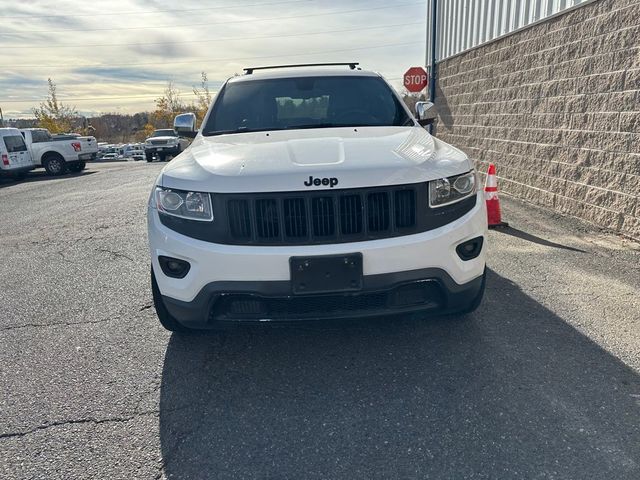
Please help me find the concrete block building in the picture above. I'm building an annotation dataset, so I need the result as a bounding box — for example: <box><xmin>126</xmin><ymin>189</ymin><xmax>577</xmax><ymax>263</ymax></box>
<box><xmin>426</xmin><ymin>0</ymin><xmax>640</xmax><ymax>240</ymax></box>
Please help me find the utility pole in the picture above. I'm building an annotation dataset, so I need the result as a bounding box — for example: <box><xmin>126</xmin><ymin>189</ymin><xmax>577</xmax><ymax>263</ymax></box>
<box><xmin>0</xmin><ymin>107</ymin><xmax>4</xmax><ymax>127</ymax></box>
<box><xmin>427</xmin><ymin>0</ymin><xmax>438</xmax><ymax>134</ymax></box>
<box><xmin>429</xmin><ymin>0</ymin><xmax>438</xmax><ymax>104</ymax></box>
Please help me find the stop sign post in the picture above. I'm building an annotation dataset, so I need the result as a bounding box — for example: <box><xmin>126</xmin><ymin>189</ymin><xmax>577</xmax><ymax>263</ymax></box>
<box><xmin>404</xmin><ymin>67</ymin><xmax>429</xmax><ymax>93</ymax></box>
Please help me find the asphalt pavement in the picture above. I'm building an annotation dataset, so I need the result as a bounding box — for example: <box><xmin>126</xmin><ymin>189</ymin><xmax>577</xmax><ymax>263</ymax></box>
<box><xmin>1</xmin><ymin>162</ymin><xmax>639</xmax><ymax>479</ymax></box>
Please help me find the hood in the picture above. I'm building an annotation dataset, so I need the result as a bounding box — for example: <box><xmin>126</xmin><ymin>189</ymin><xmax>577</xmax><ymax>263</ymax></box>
<box><xmin>159</xmin><ymin>126</ymin><xmax>472</xmax><ymax>193</ymax></box>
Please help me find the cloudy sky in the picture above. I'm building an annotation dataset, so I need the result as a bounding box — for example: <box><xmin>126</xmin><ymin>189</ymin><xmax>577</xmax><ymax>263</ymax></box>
<box><xmin>1</xmin><ymin>0</ymin><xmax>427</xmax><ymax>118</ymax></box>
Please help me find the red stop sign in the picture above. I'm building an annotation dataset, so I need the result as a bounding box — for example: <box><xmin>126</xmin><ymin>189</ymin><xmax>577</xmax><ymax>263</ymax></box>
<box><xmin>404</xmin><ymin>67</ymin><xmax>429</xmax><ymax>93</ymax></box>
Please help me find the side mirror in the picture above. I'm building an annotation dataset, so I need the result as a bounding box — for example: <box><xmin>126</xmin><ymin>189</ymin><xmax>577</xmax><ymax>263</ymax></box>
<box><xmin>415</xmin><ymin>101</ymin><xmax>437</xmax><ymax>126</ymax></box>
<box><xmin>174</xmin><ymin>113</ymin><xmax>197</xmax><ymax>138</ymax></box>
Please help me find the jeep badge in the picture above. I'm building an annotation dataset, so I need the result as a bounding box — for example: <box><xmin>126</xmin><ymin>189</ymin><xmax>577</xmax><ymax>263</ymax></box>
<box><xmin>304</xmin><ymin>176</ymin><xmax>338</xmax><ymax>188</ymax></box>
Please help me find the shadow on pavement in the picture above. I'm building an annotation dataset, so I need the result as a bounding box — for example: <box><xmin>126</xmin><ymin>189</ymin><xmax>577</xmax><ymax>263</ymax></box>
<box><xmin>495</xmin><ymin>226</ymin><xmax>587</xmax><ymax>253</ymax></box>
<box><xmin>0</xmin><ymin>170</ymin><xmax>96</xmax><ymax>188</ymax></box>
<box><xmin>159</xmin><ymin>269</ymin><xmax>640</xmax><ymax>479</ymax></box>
<box><xmin>92</xmin><ymin>159</ymin><xmax>147</xmax><ymax>164</ymax></box>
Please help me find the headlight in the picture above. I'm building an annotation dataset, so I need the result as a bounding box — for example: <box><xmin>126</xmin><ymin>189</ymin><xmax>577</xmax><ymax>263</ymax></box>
<box><xmin>167</xmin><ymin>138</ymin><xmax>178</xmax><ymax>144</ymax></box>
<box><xmin>154</xmin><ymin>187</ymin><xmax>213</xmax><ymax>221</ymax></box>
<box><xmin>429</xmin><ymin>171</ymin><xmax>477</xmax><ymax>207</ymax></box>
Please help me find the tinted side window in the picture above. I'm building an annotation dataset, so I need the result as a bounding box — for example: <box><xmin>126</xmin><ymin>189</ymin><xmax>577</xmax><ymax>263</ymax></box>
<box><xmin>3</xmin><ymin>135</ymin><xmax>28</xmax><ymax>153</ymax></box>
<box><xmin>31</xmin><ymin>130</ymin><xmax>51</xmax><ymax>143</ymax></box>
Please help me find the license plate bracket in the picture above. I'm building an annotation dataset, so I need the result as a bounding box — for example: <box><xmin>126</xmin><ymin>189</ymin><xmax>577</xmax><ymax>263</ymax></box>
<box><xmin>290</xmin><ymin>253</ymin><xmax>363</xmax><ymax>295</ymax></box>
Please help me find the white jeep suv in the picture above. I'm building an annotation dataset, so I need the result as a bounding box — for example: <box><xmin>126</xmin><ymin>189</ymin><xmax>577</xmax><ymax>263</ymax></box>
<box><xmin>147</xmin><ymin>63</ymin><xmax>487</xmax><ymax>331</ymax></box>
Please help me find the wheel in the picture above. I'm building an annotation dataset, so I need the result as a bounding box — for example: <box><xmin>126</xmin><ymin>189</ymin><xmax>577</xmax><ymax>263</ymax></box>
<box><xmin>457</xmin><ymin>268</ymin><xmax>487</xmax><ymax>315</ymax></box>
<box><xmin>159</xmin><ymin>154</ymin><xmax>167</xmax><ymax>162</ymax></box>
<box><xmin>146</xmin><ymin>152</ymin><xmax>154</xmax><ymax>163</ymax></box>
<box><xmin>151</xmin><ymin>269</ymin><xmax>191</xmax><ymax>333</ymax></box>
<box><xmin>43</xmin><ymin>154</ymin><xmax>67</xmax><ymax>175</ymax></box>
<box><xmin>68</xmin><ymin>161</ymin><xmax>86</xmax><ymax>173</ymax></box>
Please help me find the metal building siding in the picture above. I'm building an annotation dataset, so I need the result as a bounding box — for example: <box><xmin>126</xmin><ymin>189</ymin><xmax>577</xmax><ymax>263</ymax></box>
<box><xmin>426</xmin><ymin>0</ymin><xmax>594</xmax><ymax>65</ymax></box>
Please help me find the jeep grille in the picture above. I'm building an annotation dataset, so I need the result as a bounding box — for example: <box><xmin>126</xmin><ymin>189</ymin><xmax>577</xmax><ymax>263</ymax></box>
<box><xmin>227</xmin><ymin>187</ymin><xmax>416</xmax><ymax>244</ymax></box>
<box><xmin>158</xmin><ymin>183</ymin><xmax>477</xmax><ymax>246</ymax></box>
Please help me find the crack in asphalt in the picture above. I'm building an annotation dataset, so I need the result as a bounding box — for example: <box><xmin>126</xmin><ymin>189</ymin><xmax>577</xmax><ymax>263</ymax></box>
<box><xmin>132</xmin><ymin>376</ymin><xmax>163</xmax><ymax>415</ymax></box>
<box><xmin>96</xmin><ymin>248</ymin><xmax>135</xmax><ymax>263</ymax></box>
<box><xmin>56</xmin><ymin>250</ymin><xmax>80</xmax><ymax>265</ymax></box>
<box><xmin>0</xmin><ymin>316</ymin><xmax>119</xmax><ymax>332</ymax></box>
<box><xmin>154</xmin><ymin>459</ymin><xmax>166</xmax><ymax>480</ymax></box>
<box><xmin>0</xmin><ymin>410</ymin><xmax>160</xmax><ymax>440</ymax></box>
<box><xmin>0</xmin><ymin>303</ymin><xmax>155</xmax><ymax>332</ymax></box>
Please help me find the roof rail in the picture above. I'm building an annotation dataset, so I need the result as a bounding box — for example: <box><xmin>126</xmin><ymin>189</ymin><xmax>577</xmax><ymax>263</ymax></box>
<box><xmin>243</xmin><ymin>62</ymin><xmax>360</xmax><ymax>75</ymax></box>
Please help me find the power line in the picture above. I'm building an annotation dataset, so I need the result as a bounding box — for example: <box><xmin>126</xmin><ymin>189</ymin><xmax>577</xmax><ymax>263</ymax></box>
<box><xmin>0</xmin><ymin>2</ymin><xmax>424</xmax><ymax>36</ymax></box>
<box><xmin>1</xmin><ymin>75</ymin><xmax>407</xmax><ymax>104</ymax></box>
<box><xmin>2</xmin><ymin>0</ymin><xmax>312</xmax><ymax>19</ymax></box>
<box><xmin>7</xmin><ymin>41</ymin><xmax>418</xmax><ymax>69</ymax></box>
<box><xmin>7</xmin><ymin>22</ymin><xmax>424</xmax><ymax>49</ymax></box>
<box><xmin>1</xmin><ymin>93</ymin><xmax>199</xmax><ymax>104</ymax></box>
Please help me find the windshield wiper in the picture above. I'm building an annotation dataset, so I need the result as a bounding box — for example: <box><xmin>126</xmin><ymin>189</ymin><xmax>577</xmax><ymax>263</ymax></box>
<box><xmin>203</xmin><ymin>128</ymin><xmax>250</xmax><ymax>136</ymax></box>
<box><xmin>286</xmin><ymin>123</ymin><xmax>341</xmax><ymax>129</ymax></box>
<box><xmin>203</xmin><ymin>122</ymin><xmax>408</xmax><ymax>136</ymax></box>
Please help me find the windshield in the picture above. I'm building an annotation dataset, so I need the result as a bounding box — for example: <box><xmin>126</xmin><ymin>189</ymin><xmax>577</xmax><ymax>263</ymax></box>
<box><xmin>152</xmin><ymin>129</ymin><xmax>177</xmax><ymax>137</ymax></box>
<box><xmin>203</xmin><ymin>76</ymin><xmax>413</xmax><ymax>136</ymax></box>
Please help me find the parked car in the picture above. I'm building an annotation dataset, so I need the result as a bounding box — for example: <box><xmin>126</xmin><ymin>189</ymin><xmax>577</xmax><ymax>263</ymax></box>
<box><xmin>0</xmin><ymin>128</ymin><xmax>36</xmax><ymax>179</ymax></box>
<box><xmin>144</xmin><ymin>129</ymin><xmax>190</xmax><ymax>162</ymax></box>
<box><xmin>100</xmin><ymin>152</ymin><xmax>120</xmax><ymax>161</ymax></box>
<box><xmin>20</xmin><ymin>128</ymin><xmax>98</xmax><ymax>175</ymax></box>
<box><xmin>98</xmin><ymin>145</ymin><xmax>119</xmax><ymax>159</ymax></box>
<box><xmin>147</xmin><ymin>63</ymin><xmax>487</xmax><ymax>332</ymax></box>
<box><xmin>120</xmin><ymin>144</ymin><xmax>145</xmax><ymax>160</ymax></box>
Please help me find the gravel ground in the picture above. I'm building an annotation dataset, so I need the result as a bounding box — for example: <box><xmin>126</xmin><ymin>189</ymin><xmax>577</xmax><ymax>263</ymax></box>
<box><xmin>0</xmin><ymin>161</ymin><xmax>639</xmax><ymax>479</ymax></box>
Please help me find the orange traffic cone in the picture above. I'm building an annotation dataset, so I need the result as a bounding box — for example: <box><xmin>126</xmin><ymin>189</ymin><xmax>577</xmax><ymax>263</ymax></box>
<box><xmin>485</xmin><ymin>163</ymin><xmax>508</xmax><ymax>228</ymax></box>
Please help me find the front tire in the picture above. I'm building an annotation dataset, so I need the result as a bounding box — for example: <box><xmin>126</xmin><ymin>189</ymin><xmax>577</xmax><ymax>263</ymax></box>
<box><xmin>146</xmin><ymin>152</ymin><xmax>154</xmax><ymax>163</ymax></box>
<box><xmin>43</xmin><ymin>154</ymin><xmax>67</xmax><ymax>176</ymax></box>
<box><xmin>457</xmin><ymin>268</ymin><xmax>486</xmax><ymax>315</ymax></box>
<box><xmin>151</xmin><ymin>269</ymin><xmax>191</xmax><ymax>333</ymax></box>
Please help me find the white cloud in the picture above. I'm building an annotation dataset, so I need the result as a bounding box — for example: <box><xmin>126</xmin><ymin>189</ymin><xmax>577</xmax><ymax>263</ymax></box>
<box><xmin>0</xmin><ymin>0</ymin><xmax>426</xmax><ymax>118</ymax></box>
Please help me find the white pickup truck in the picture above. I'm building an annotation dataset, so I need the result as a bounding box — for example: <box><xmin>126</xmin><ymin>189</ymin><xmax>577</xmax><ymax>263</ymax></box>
<box><xmin>20</xmin><ymin>129</ymin><xmax>98</xmax><ymax>175</ymax></box>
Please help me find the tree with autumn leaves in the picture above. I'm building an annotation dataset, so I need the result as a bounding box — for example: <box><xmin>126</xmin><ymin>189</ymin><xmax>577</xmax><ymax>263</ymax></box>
<box><xmin>192</xmin><ymin>72</ymin><xmax>212</xmax><ymax>124</ymax></box>
<box><xmin>33</xmin><ymin>73</ymin><xmax>213</xmax><ymax>141</ymax></box>
<box><xmin>33</xmin><ymin>79</ymin><xmax>78</xmax><ymax>134</ymax></box>
<box><xmin>136</xmin><ymin>72</ymin><xmax>212</xmax><ymax>141</ymax></box>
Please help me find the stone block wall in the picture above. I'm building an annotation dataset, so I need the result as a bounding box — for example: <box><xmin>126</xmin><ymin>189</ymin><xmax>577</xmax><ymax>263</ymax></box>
<box><xmin>433</xmin><ymin>0</ymin><xmax>640</xmax><ymax>240</ymax></box>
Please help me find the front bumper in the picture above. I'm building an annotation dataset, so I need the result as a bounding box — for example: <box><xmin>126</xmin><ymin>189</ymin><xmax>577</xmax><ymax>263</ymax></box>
<box><xmin>145</xmin><ymin>145</ymin><xmax>180</xmax><ymax>155</ymax></box>
<box><xmin>148</xmin><ymin>190</ymin><xmax>487</xmax><ymax>324</ymax></box>
<box><xmin>159</xmin><ymin>267</ymin><xmax>485</xmax><ymax>327</ymax></box>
